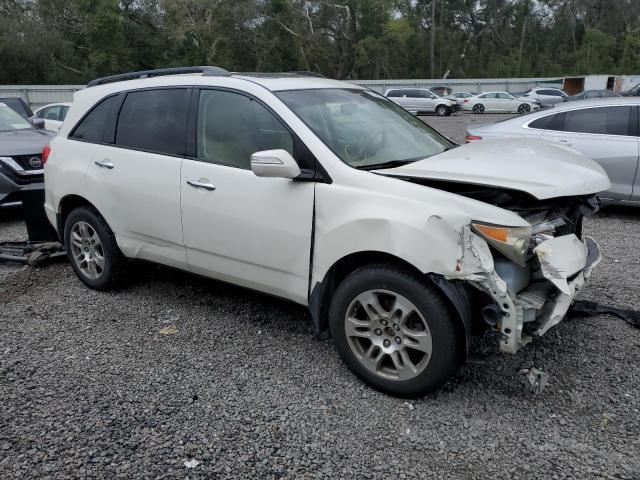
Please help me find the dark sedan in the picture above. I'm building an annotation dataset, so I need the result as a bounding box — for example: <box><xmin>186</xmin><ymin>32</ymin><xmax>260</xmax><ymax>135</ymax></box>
<box><xmin>567</xmin><ymin>90</ymin><xmax>620</xmax><ymax>101</ymax></box>
<box><xmin>0</xmin><ymin>103</ymin><xmax>55</xmax><ymax>207</ymax></box>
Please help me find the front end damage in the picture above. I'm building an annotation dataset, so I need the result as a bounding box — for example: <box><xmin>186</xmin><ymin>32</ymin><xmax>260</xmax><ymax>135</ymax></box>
<box><xmin>441</xmin><ymin>187</ymin><xmax>603</xmax><ymax>354</ymax></box>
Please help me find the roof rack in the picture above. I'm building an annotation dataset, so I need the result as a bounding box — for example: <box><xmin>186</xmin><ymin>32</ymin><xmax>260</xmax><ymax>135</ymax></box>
<box><xmin>234</xmin><ymin>71</ymin><xmax>327</xmax><ymax>79</ymax></box>
<box><xmin>86</xmin><ymin>66</ymin><xmax>230</xmax><ymax>88</ymax></box>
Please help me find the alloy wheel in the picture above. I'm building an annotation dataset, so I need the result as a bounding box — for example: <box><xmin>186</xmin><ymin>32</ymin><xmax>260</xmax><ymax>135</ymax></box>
<box><xmin>518</xmin><ymin>104</ymin><xmax>531</xmax><ymax>113</ymax></box>
<box><xmin>69</xmin><ymin>221</ymin><xmax>105</xmax><ymax>280</ymax></box>
<box><xmin>344</xmin><ymin>289</ymin><xmax>433</xmax><ymax>381</ymax></box>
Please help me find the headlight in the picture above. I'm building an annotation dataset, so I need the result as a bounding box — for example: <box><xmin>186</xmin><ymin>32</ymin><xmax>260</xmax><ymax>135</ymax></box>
<box><xmin>471</xmin><ymin>222</ymin><xmax>532</xmax><ymax>266</ymax></box>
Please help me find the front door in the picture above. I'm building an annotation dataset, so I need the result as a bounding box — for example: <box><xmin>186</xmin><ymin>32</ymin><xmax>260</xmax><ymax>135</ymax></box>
<box><xmin>541</xmin><ymin>105</ymin><xmax>639</xmax><ymax>201</ymax></box>
<box><xmin>180</xmin><ymin>89</ymin><xmax>315</xmax><ymax>304</ymax></box>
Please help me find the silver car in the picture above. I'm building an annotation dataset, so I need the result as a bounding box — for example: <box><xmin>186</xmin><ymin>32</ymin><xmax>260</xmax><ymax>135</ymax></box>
<box><xmin>521</xmin><ymin>87</ymin><xmax>568</xmax><ymax>108</ymax></box>
<box><xmin>465</xmin><ymin>98</ymin><xmax>639</xmax><ymax>204</ymax></box>
<box><xmin>385</xmin><ymin>88</ymin><xmax>456</xmax><ymax>116</ymax></box>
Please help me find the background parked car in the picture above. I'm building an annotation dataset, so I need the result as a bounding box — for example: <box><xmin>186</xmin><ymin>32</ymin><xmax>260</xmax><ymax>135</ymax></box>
<box><xmin>461</xmin><ymin>92</ymin><xmax>540</xmax><ymax>114</ymax></box>
<box><xmin>444</xmin><ymin>92</ymin><xmax>477</xmax><ymax>108</ymax></box>
<box><xmin>385</xmin><ymin>88</ymin><xmax>456</xmax><ymax>116</ymax></box>
<box><xmin>0</xmin><ymin>102</ymin><xmax>54</xmax><ymax>207</ymax></box>
<box><xmin>31</xmin><ymin>102</ymin><xmax>72</xmax><ymax>133</ymax></box>
<box><xmin>620</xmin><ymin>84</ymin><xmax>640</xmax><ymax>97</ymax></box>
<box><xmin>566</xmin><ymin>90</ymin><xmax>619</xmax><ymax>101</ymax></box>
<box><xmin>465</xmin><ymin>98</ymin><xmax>639</xmax><ymax>204</ymax></box>
<box><xmin>0</xmin><ymin>97</ymin><xmax>34</xmax><ymax>119</ymax></box>
<box><xmin>520</xmin><ymin>87</ymin><xmax>568</xmax><ymax>107</ymax></box>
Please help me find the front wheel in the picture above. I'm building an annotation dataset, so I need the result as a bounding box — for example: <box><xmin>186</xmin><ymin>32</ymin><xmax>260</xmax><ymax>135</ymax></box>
<box><xmin>435</xmin><ymin>105</ymin><xmax>449</xmax><ymax>116</ymax></box>
<box><xmin>517</xmin><ymin>103</ymin><xmax>531</xmax><ymax>114</ymax></box>
<box><xmin>329</xmin><ymin>265</ymin><xmax>461</xmax><ymax>398</ymax></box>
<box><xmin>472</xmin><ymin>104</ymin><xmax>485</xmax><ymax>114</ymax></box>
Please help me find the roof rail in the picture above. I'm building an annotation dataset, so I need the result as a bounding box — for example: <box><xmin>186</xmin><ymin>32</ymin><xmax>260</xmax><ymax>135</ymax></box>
<box><xmin>86</xmin><ymin>66</ymin><xmax>230</xmax><ymax>88</ymax></box>
<box><xmin>234</xmin><ymin>71</ymin><xmax>327</xmax><ymax>79</ymax></box>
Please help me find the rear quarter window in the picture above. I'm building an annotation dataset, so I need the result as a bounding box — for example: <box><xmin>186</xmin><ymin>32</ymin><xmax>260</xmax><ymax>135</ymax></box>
<box><xmin>563</xmin><ymin>106</ymin><xmax>631</xmax><ymax>136</ymax></box>
<box><xmin>528</xmin><ymin>114</ymin><xmax>556</xmax><ymax>130</ymax></box>
<box><xmin>70</xmin><ymin>95</ymin><xmax>120</xmax><ymax>143</ymax></box>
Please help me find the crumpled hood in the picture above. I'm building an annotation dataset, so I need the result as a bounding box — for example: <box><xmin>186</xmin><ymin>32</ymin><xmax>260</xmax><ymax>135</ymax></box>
<box><xmin>0</xmin><ymin>129</ymin><xmax>55</xmax><ymax>156</ymax></box>
<box><xmin>375</xmin><ymin>139</ymin><xmax>611</xmax><ymax>200</ymax></box>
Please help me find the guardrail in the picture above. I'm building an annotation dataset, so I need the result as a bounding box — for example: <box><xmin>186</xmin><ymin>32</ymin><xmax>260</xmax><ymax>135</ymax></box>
<box><xmin>0</xmin><ymin>85</ymin><xmax>84</xmax><ymax>109</ymax></box>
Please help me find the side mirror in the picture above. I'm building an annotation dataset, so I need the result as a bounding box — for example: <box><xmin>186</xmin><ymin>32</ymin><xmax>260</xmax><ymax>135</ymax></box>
<box><xmin>251</xmin><ymin>149</ymin><xmax>301</xmax><ymax>179</ymax></box>
<box><xmin>31</xmin><ymin>118</ymin><xmax>45</xmax><ymax>129</ymax></box>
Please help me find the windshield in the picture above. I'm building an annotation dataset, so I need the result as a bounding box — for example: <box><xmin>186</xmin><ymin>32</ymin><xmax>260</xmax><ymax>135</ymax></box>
<box><xmin>277</xmin><ymin>88</ymin><xmax>454</xmax><ymax>169</ymax></box>
<box><xmin>0</xmin><ymin>104</ymin><xmax>33</xmax><ymax>132</ymax></box>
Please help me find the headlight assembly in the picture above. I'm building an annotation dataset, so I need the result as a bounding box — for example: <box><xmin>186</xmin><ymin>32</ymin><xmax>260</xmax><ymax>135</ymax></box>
<box><xmin>471</xmin><ymin>222</ymin><xmax>532</xmax><ymax>267</ymax></box>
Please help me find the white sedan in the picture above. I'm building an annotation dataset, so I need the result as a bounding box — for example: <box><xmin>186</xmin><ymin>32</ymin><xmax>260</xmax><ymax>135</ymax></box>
<box><xmin>462</xmin><ymin>92</ymin><xmax>540</xmax><ymax>114</ymax></box>
<box><xmin>31</xmin><ymin>102</ymin><xmax>72</xmax><ymax>133</ymax></box>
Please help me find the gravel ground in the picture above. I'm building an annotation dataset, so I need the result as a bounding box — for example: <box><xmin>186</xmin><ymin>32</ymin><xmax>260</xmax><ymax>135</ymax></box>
<box><xmin>1</xmin><ymin>113</ymin><xmax>640</xmax><ymax>479</ymax></box>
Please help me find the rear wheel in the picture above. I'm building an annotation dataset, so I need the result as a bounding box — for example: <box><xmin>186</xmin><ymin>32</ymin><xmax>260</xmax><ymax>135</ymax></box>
<box><xmin>329</xmin><ymin>264</ymin><xmax>461</xmax><ymax>398</ymax></box>
<box><xmin>64</xmin><ymin>206</ymin><xmax>126</xmax><ymax>290</ymax></box>
<box><xmin>517</xmin><ymin>103</ymin><xmax>531</xmax><ymax>114</ymax></box>
<box><xmin>472</xmin><ymin>104</ymin><xmax>485</xmax><ymax>114</ymax></box>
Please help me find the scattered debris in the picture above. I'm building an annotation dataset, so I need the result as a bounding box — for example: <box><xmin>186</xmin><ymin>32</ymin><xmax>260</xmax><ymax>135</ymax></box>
<box><xmin>518</xmin><ymin>367</ymin><xmax>550</xmax><ymax>394</ymax></box>
<box><xmin>0</xmin><ymin>241</ymin><xmax>66</xmax><ymax>266</ymax></box>
<box><xmin>570</xmin><ymin>300</ymin><xmax>640</xmax><ymax>329</ymax></box>
<box><xmin>159</xmin><ymin>326</ymin><xmax>178</xmax><ymax>335</ymax></box>
<box><xmin>183</xmin><ymin>459</ymin><xmax>200</xmax><ymax>469</ymax></box>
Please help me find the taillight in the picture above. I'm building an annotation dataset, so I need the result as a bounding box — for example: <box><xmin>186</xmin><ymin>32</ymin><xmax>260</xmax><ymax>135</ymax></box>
<box><xmin>42</xmin><ymin>144</ymin><xmax>51</xmax><ymax>163</ymax></box>
<box><xmin>465</xmin><ymin>135</ymin><xmax>482</xmax><ymax>142</ymax></box>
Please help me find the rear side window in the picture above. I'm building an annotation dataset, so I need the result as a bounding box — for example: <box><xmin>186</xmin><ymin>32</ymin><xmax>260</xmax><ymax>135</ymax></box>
<box><xmin>70</xmin><ymin>95</ymin><xmax>119</xmax><ymax>142</ymax></box>
<box><xmin>563</xmin><ymin>106</ymin><xmax>631</xmax><ymax>136</ymax></box>
<box><xmin>115</xmin><ymin>89</ymin><xmax>190</xmax><ymax>155</ymax></box>
<box><xmin>386</xmin><ymin>90</ymin><xmax>401</xmax><ymax>98</ymax></box>
<box><xmin>528</xmin><ymin>114</ymin><xmax>555</xmax><ymax>130</ymax></box>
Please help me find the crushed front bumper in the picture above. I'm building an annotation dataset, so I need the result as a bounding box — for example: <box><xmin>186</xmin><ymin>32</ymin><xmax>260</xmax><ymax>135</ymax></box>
<box><xmin>457</xmin><ymin>231</ymin><xmax>601</xmax><ymax>354</ymax></box>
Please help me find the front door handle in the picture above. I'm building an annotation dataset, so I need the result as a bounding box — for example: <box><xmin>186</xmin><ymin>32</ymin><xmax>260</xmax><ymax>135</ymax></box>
<box><xmin>187</xmin><ymin>179</ymin><xmax>216</xmax><ymax>191</ymax></box>
<box><xmin>558</xmin><ymin>139</ymin><xmax>572</xmax><ymax>147</ymax></box>
<box><xmin>95</xmin><ymin>159</ymin><xmax>114</xmax><ymax>169</ymax></box>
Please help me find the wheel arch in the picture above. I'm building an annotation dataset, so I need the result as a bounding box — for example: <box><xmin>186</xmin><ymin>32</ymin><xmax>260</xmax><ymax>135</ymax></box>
<box><xmin>308</xmin><ymin>250</ymin><xmax>472</xmax><ymax>359</ymax></box>
<box><xmin>57</xmin><ymin>194</ymin><xmax>104</xmax><ymax>242</ymax></box>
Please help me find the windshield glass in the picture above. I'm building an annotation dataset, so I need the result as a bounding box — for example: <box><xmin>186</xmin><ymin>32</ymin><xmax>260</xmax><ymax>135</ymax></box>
<box><xmin>0</xmin><ymin>104</ymin><xmax>32</xmax><ymax>131</ymax></box>
<box><xmin>277</xmin><ymin>89</ymin><xmax>454</xmax><ymax>169</ymax></box>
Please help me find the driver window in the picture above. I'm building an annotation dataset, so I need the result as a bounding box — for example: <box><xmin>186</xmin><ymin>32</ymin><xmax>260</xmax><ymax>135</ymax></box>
<box><xmin>197</xmin><ymin>90</ymin><xmax>294</xmax><ymax>169</ymax></box>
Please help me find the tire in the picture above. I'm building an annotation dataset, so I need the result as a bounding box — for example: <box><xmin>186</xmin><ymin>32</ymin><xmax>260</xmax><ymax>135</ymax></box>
<box><xmin>517</xmin><ymin>103</ymin><xmax>531</xmax><ymax>114</ymax></box>
<box><xmin>63</xmin><ymin>206</ymin><xmax>127</xmax><ymax>290</ymax></box>
<box><xmin>472</xmin><ymin>104</ymin><xmax>484</xmax><ymax>114</ymax></box>
<box><xmin>329</xmin><ymin>264</ymin><xmax>461</xmax><ymax>398</ymax></box>
<box><xmin>435</xmin><ymin>105</ymin><xmax>448</xmax><ymax>117</ymax></box>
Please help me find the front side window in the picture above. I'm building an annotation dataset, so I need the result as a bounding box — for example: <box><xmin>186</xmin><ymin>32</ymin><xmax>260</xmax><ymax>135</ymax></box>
<box><xmin>42</xmin><ymin>106</ymin><xmax>62</xmax><ymax>120</ymax></box>
<box><xmin>386</xmin><ymin>90</ymin><xmax>401</xmax><ymax>98</ymax></box>
<box><xmin>197</xmin><ymin>89</ymin><xmax>293</xmax><ymax>169</ymax></box>
<box><xmin>0</xmin><ymin>105</ymin><xmax>32</xmax><ymax>131</ymax></box>
<box><xmin>563</xmin><ymin>106</ymin><xmax>631</xmax><ymax>136</ymax></box>
<box><xmin>497</xmin><ymin>93</ymin><xmax>513</xmax><ymax>99</ymax></box>
<box><xmin>277</xmin><ymin>88</ymin><xmax>453</xmax><ymax>169</ymax></box>
<box><xmin>115</xmin><ymin>89</ymin><xmax>189</xmax><ymax>155</ymax></box>
<box><xmin>71</xmin><ymin>95</ymin><xmax>120</xmax><ymax>142</ymax></box>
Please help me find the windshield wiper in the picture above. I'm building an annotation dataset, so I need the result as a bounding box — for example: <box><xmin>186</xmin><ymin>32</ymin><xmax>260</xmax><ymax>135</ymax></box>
<box><xmin>356</xmin><ymin>159</ymin><xmax>417</xmax><ymax>171</ymax></box>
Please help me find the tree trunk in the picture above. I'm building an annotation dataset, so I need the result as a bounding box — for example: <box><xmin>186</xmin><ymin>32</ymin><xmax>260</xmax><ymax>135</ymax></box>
<box><xmin>430</xmin><ymin>0</ymin><xmax>436</xmax><ymax>78</ymax></box>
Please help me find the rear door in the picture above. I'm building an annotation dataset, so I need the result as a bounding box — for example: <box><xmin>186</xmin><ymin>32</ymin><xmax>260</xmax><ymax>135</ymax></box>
<box><xmin>180</xmin><ymin>88</ymin><xmax>315</xmax><ymax>303</ymax></box>
<box><xmin>85</xmin><ymin>88</ymin><xmax>190</xmax><ymax>268</ymax></box>
<box><xmin>541</xmin><ymin>105</ymin><xmax>639</xmax><ymax>201</ymax></box>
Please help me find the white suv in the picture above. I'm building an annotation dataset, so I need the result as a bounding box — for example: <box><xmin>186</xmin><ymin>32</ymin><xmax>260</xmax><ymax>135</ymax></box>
<box><xmin>44</xmin><ymin>67</ymin><xmax>610</xmax><ymax>397</ymax></box>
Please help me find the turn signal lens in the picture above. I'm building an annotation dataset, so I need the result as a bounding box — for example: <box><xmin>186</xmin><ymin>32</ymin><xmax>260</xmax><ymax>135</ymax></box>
<box><xmin>42</xmin><ymin>144</ymin><xmax>51</xmax><ymax>163</ymax></box>
<box><xmin>471</xmin><ymin>222</ymin><xmax>532</xmax><ymax>266</ymax></box>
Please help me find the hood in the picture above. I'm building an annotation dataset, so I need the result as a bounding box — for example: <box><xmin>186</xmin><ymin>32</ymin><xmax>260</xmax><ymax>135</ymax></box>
<box><xmin>0</xmin><ymin>129</ymin><xmax>55</xmax><ymax>156</ymax></box>
<box><xmin>374</xmin><ymin>139</ymin><xmax>611</xmax><ymax>200</ymax></box>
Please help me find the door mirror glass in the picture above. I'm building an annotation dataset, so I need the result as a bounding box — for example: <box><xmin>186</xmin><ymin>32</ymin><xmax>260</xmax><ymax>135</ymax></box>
<box><xmin>31</xmin><ymin>118</ymin><xmax>45</xmax><ymax>129</ymax></box>
<box><xmin>251</xmin><ymin>149</ymin><xmax>301</xmax><ymax>179</ymax></box>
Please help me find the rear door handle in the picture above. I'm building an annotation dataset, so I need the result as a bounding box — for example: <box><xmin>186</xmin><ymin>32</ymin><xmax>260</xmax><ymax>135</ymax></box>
<box><xmin>94</xmin><ymin>159</ymin><xmax>114</xmax><ymax>169</ymax></box>
<box><xmin>187</xmin><ymin>180</ymin><xmax>216</xmax><ymax>191</ymax></box>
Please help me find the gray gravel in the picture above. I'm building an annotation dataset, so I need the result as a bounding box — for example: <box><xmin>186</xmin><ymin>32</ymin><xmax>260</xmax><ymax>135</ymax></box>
<box><xmin>2</xmin><ymin>114</ymin><xmax>640</xmax><ymax>478</ymax></box>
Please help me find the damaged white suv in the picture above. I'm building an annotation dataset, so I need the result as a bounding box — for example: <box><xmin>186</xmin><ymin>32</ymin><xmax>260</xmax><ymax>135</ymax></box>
<box><xmin>43</xmin><ymin>67</ymin><xmax>610</xmax><ymax>397</ymax></box>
